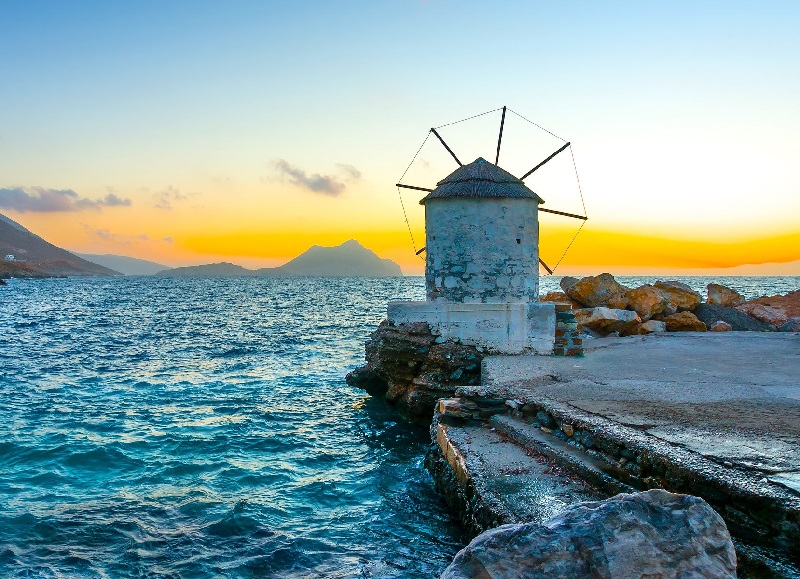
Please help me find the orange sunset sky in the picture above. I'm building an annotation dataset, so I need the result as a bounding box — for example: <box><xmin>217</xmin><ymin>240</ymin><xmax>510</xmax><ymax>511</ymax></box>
<box><xmin>1</xmin><ymin>2</ymin><xmax>798</xmax><ymax>276</ymax></box>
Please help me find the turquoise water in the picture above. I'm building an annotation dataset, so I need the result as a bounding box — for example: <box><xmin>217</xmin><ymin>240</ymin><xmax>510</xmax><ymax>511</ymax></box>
<box><xmin>1</xmin><ymin>274</ymin><xmax>798</xmax><ymax>578</ymax></box>
<box><xmin>0</xmin><ymin>277</ymin><xmax>461</xmax><ymax>578</ymax></box>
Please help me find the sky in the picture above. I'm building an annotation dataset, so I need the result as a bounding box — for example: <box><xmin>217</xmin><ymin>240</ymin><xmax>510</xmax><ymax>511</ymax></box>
<box><xmin>1</xmin><ymin>0</ymin><xmax>798</xmax><ymax>275</ymax></box>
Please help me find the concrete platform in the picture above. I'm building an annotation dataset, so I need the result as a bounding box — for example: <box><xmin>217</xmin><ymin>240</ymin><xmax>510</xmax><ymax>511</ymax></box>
<box><xmin>482</xmin><ymin>332</ymin><xmax>800</xmax><ymax>487</ymax></box>
<box><xmin>469</xmin><ymin>332</ymin><xmax>800</xmax><ymax>575</ymax></box>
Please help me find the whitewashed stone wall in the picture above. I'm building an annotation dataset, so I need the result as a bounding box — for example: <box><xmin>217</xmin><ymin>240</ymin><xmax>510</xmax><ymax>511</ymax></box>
<box><xmin>425</xmin><ymin>197</ymin><xmax>539</xmax><ymax>303</ymax></box>
<box><xmin>388</xmin><ymin>301</ymin><xmax>555</xmax><ymax>354</ymax></box>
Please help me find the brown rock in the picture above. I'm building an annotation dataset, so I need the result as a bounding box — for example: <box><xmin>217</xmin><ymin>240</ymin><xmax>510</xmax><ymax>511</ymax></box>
<box><xmin>664</xmin><ymin>311</ymin><xmax>707</xmax><ymax>332</ymax></box>
<box><xmin>621</xmin><ymin>318</ymin><xmax>669</xmax><ymax>337</ymax></box>
<box><xmin>619</xmin><ymin>322</ymin><xmax>643</xmax><ymax>337</ymax></box>
<box><xmin>693</xmin><ymin>303</ymin><xmax>774</xmax><ymax>331</ymax></box>
<box><xmin>438</xmin><ymin>397</ymin><xmax>478</xmax><ymax>419</ymax></box>
<box><xmin>736</xmin><ymin>303</ymin><xmax>781</xmax><ymax>326</ymax></box>
<box><xmin>564</xmin><ymin>273</ymin><xmax>629</xmax><ymax>309</ymax></box>
<box><xmin>710</xmin><ymin>321</ymin><xmax>733</xmax><ymax>332</ymax></box>
<box><xmin>707</xmin><ymin>283</ymin><xmax>745</xmax><ymax>307</ymax></box>
<box><xmin>626</xmin><ymin>284</ymin><xmax>669</xmax><ymax>321</ymax></box>
<box><xmin>539</xmin><ymin>291</ymin><xmax>581</xmax><ymax>309</ymax></box>
<box><xmin>559</xmin><ymin>276</ymin><xmax>580</xmax><ymax>292</ymax></box>
<box><xmin>654</xmin><ymin>280</ymin><xmax>702</xmax><ymax>312</ymax></box>
<box><xmin>736</xmin><ymin>290</ymin><xmax>800</xmax><ymax>327</ymax></box>
<box><xmin>641</xmin><ymin>320</ymin><xmax>667</xmax><ymax>334</ymax></box>
<box><xmin>574</xmin><ymin>307</ymin><xmax>641</xmax><ymax>336</ymax></box>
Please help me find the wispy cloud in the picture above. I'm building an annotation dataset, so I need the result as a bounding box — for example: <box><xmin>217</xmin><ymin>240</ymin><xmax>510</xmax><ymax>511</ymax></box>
<box><xmin>0</xmin><ymin>186</ymin><xmax>132</xmax><ymax>212</ymax></box>
<box><xmin>272</xmin><ymin>160</ymin><xmax>361</xmax><ymax>196</ymax></box>
<box><xmin>85</xmin><ymin>226</ymin><xmax>173</xmax><ymax>246</ymax></box>
<box><xmin>335</xmin><ymin>163</ymin><xmax>362</xmax><ymax>181</ymax></box>
<box><xmin>153</xmin><ymin>186</ymin><xmax>188</xmax><ymax>210</ymax></box>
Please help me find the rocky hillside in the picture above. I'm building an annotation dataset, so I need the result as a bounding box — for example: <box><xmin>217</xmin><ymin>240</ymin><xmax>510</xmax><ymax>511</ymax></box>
<box><xmin>0</xmin><ymin>213</ymin><xmax>120</xmax><ymax>278</ymax></box>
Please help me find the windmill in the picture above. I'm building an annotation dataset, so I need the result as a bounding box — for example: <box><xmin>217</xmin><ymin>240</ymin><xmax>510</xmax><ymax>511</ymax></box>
<box><xmin>385</xmin><ymin>107</ymin><xmax>585</xmax><ymax>354</ymax></box>
<box><xmin>395</xmin><ymin>106</ymin><xmax>588</xmax><ymax>276</ymax></box>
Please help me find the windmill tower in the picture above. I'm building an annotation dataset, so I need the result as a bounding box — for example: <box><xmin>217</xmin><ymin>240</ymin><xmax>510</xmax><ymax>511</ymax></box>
<box><xmin>388</xmin><ymin>107</ymin><xmax>586</xmax><ymax>354</ymax></box>
<box><xmin>421</xmin><ymin>157</ymin><xmax>543</xmax><ymax>304</ymax></box>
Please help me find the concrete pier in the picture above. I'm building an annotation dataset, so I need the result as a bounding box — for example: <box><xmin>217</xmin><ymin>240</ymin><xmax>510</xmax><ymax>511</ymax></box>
<box><xmin>482</xmin><ymin>332</ymin><xmax>800</xmax><ymax>491</ymax></box>
<box><xmin>429</xmin><ymin>332</ymin><xmax>800</xmax><ymax>577</ymax></box>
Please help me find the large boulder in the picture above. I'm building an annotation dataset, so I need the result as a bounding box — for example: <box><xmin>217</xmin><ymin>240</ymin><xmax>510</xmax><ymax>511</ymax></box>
<box><xmin>707</xmin><ymin>283</ymin><xmax>745</xmax><ymax>307</ymax></box>
<box><xmin>441</xmin><ymin>489</ymin><xmax>737</xmax><ymax>579</ymax></box>
<box><xmin>620</xmin><ymin>319</ymin><xmax>667</xmax><ymax>337</ymax></box>
<box><xmin>559</xmin><ymin>276</ymin><xmax>580</xmax><ymax>292</ymax></box>
<box><xmin>641</xmin><ymin>319</ymin><xmax>667</xmax><ymax>333</ymax></box>
<box><xmin>574</xmin><ymin>307</ymin><xmax>640</xmax><ymax>336</ymax></box>
<box><xmin>693</xmin><ymin>303</ymin><xmax>774</xmax><ymax>332</ymax></box>
<box><xmin>737</xmin><ymin>290</ymin><xmax>800</xmax><ymax>327</ymax></box>
<box><xmin>564</xmin><ymin>273</ymin><xmax>629</xmax><ymax>309</ymax></box>
<box><xmin>539</xmin><ymin>290</ymin><xmax>581</xmax><ymax>309</ymax></box>
<box><xmin>626</xmin><ymin>284</ymin><xmax>669</xmax><ymax>321</ymax></box>
<box><xmin>654</xmin><ymin>280</ymin><xmax>702</xmax><ymax>313</ymax></box>
<box><xmin>663</xmin><ymin>311</ymin><xmax>707</xmax><ymax>332</ymax></box>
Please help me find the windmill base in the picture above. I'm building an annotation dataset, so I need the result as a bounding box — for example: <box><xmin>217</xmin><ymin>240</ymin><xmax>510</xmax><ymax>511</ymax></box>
<box><xmin>387</xmin><ymin>301</ymin><xmax>555</xmax><ymax>355</ymax></box>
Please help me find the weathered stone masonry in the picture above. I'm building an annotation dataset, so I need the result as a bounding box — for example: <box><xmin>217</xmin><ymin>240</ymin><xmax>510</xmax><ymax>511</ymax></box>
<box><xmin>425</xmin><ymin>197</ymin><xmax>539</xmax><ymax>303</ymax></box>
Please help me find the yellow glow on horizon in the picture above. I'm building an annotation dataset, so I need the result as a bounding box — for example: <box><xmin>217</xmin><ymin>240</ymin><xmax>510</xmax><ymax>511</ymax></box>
<box><xmin>5</xmin><ymin>189</ymin><xmax>799</xmax><ymax>276</ymax></box>
<box><xmin>539</xmin><ymin>226</ymin><xmax>800</xmax><ymax>276</ymax></box>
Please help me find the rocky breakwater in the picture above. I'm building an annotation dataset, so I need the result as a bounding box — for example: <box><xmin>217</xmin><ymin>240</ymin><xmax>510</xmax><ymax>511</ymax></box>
<box><xmin>546</xmin><ymin>273</ymin><xmax>800</xmax><ymax>336</ymax></box>
<box><xmin>345</xmin><ymin>321</ymin><xmax>485</xmax><ymax>419</ymax></box>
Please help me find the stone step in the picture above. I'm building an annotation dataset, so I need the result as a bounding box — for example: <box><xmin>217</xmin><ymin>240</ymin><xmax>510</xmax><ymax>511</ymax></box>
<box><xmin>427</xmin><ymin>414</ymin><xmax>601</xmax><ymax>538</ymax></box>
<box><xmin>489</xmin><ymin>413</ymin><xmax>634</xmax><ymax>497</ymax></box>
<box><xmin>486</xmin><ymin>405</ymin><xmax>800</xmax><ymax>578</ymax></box>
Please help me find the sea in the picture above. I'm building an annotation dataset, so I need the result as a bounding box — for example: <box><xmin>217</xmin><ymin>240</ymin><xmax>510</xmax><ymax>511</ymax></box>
<box><xmin>1</xmin><ymin>274</ymin><xmax>798</xmax><ymax>578</ymax></box>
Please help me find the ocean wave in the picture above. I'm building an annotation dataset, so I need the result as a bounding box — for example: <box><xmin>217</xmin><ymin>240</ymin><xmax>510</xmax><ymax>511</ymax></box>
<box><xmin>0</xmin><ymin>276</ymin><xmax>468</xmax><ymax>576</ymax></box>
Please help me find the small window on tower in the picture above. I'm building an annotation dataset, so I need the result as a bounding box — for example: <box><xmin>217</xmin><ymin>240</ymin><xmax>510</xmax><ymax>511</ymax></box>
<box><xmin>516</xmin><ymin>238</ymin><xmax>521</xmax><ymax>244</ymax></box>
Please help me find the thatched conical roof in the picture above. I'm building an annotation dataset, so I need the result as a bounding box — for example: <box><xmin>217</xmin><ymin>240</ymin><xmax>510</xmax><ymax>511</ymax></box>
<box><xmin>420</xmin><ymin>157</ymin><xmax>543</xmax><ymax>205</ymax></box>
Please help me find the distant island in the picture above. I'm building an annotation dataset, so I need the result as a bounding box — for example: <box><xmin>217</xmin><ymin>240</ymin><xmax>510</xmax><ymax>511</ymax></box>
<box><xmin>0</xmin><ymin>212</ymin><xmax>119</xmax><ymax>278</ymax></box>
<box><xmin>155</xmin><ymin>239</ymin><xmax>403</xmax><ymax>277</ymax></box>
<box><xmin>0</xmin><ymin>211</ymin><xmax>402</xmax><ymax>279</ymax></box>
<box><xmin>74</xmin><ymin>253</ymin><xmax>170</xmax><ymax>276</ymax></box>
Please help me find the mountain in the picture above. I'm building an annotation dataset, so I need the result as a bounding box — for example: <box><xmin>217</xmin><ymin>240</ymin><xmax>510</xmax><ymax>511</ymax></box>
<box><xmin>0</xmin><ymin>213</ymin><xmax>36</xmax><ymax>234</ymax></box>
<box><xmin>155</xmin><ymin>240</ymin><xmax>403</xmax><ymax>277</ymax></box>
<box><xmin>75</xmin><ymin>253</ymin><xmax>171</xmax><ymax>276</ymax></box>
<box><xmin>0</xmin><ymin>213</ymin><xmax>120</xmax><ymax>278</ymax></box>
<box><xmin>156</xmin><ymin>262</ymin><xmax>254</xmax><ymax>277</ymax></box>
<box><xmin>259</xmin><ymin>239</ymin><xmax>402</xmax><ymax>276</ymax></box>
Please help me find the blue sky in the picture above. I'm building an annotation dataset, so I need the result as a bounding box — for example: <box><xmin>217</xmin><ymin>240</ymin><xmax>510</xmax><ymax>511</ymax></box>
<box><xmin>1</xmin><ymin>1</ymin><xmax>798</xmax><ymax>272</ymax></box>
